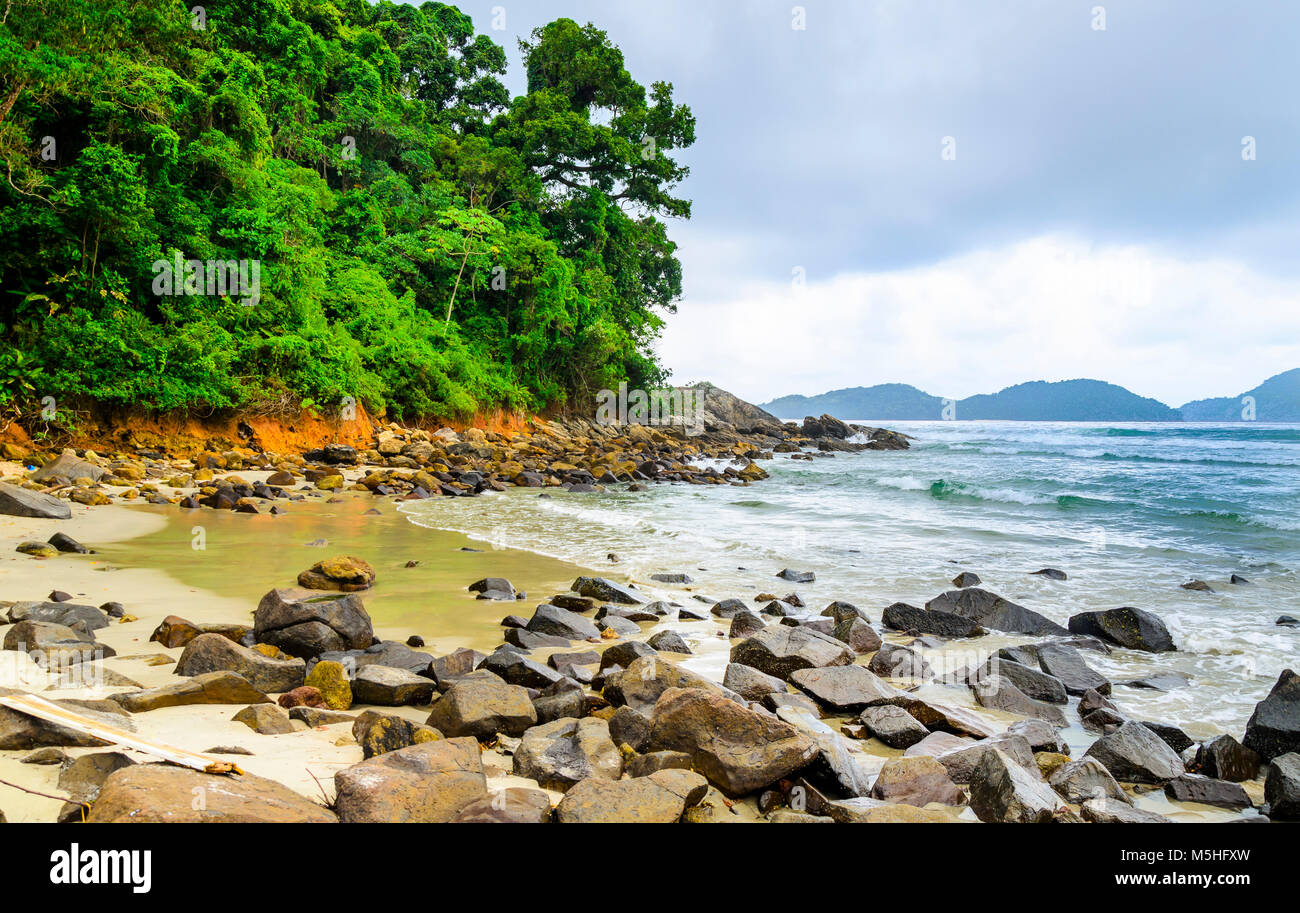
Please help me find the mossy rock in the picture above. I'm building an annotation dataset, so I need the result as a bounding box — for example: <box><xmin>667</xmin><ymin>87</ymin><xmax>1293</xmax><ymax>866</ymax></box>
<box><xmin>304</xmin><ymin>660</ymin><xmax>353</xmax><ymax>711</ymax></box>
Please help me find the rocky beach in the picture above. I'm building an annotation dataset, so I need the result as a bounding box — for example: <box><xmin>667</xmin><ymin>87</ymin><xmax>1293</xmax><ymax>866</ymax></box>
<box><xmin>1</xmin><ymin>395</ymin><xmax>1296</xmax><ymax>826</ymax></box>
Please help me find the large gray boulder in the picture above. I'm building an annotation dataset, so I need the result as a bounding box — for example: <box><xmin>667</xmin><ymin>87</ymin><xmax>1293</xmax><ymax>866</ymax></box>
<box><xmin>1264</xmin><ymin>753</ymin><xmax>1300</xmax><ymax>820</ymax></box>
<box><xmin>253</xmin><ymin>588</ymin><xmax>375</xmax><ymax>659</ymax></box>
<box><xmin>526</xmin><ymin>604</ymin><xmax>601</xmax><ymax>641</ymax></box>
<box><xmin>789</xmin><ymin>665</ymin><xmax>904</xmax><ymax>712</ymax></box>
<box><xmin>968</xmin><ymin>748</ymin><xmax>1063</xmax><ymax>823</ymax></box>
<box><xmin>425</xmin><ymin>677</ymin><xmax>536</xmax><ymax>739</ymax></box>
<box><xmin>729</xmin><ymin>625</ymin><xmax>855</xmax><ymax>681</ymax></box>
<box><xmin>1243</xmin><ymin>669</ymin><xmax>1300</xmax><ymax>762</ymax></box>
<box><xmin>1084</xmin><ymin>721</ymin><xmax>1185</xmax><ymax>784</ymax></box>
<box><xmin>572</xmin><ymin>577</ymin><xmax>645</xmax><ymax>605</ymax></box>
<box><xmin>0</xmin><ymin>482</ymin><xmax>71</xmax><ymax>519</ymax></box>
<box><xmin>925</xmin><ymin>588</ymin><xmax>1067</xmax><ymax>636</ymax></box>
<box><xmin>512</xmin><ymin>717</ymin><xmax>623</xmax><ymax>791</ymax></box>
<box><xmin>1049</xmin><ymin>757</ymin><xmax>1132</xmax><ymax>805</ymax></box>
<box><xmin>1036</xmin><ymin>644</ymin><xmax>1110</xmax><ymax>696</ymax></box>
<box><xmin>1068</xmin><ymin>607</ymin><xmax>1175</xmax><ymax>652</ymax></box>
<box><xmin>175</xmin><ymin>633</ymin><xmax>305</xmax><ymax>694</ymax></box>
<box><xmin>881</xmin><ymin>602</ymin><xmax>985</xmax><ymax>638</ymax></box>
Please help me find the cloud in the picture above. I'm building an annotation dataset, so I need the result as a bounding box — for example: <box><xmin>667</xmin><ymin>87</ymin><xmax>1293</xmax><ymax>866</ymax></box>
<box><xmin>658</xmin><ymin>234</ymin><xmax>1300</xmax><ymax>405</ymax></box>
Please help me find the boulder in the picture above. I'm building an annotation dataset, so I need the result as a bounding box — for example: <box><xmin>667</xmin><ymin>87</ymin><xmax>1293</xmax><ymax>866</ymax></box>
<box><xmin>232</xmin><ymin>703</ymin><xmax>296</xmax><ymax>735</ymax></box>
<box><xmin>303</xmin><ymin>660</ymin><xmax>352</xmax><ymax>710</ymax></box>
<box><xmin>1163</xmin><ymin>775</ymin><xmax>1252</xmax><ymax>810</ymax></box>
<box><xmin>555</xmin><ymin>775</ymin><xmax>690</xmax><ymax>823</ymax></box>
<box><xmin>1035</xmin><ymin>644</ymin><xmax>1110</xmax><ymax>696</ymax></box>
<box><xmin>789</xmin><ymin>665</ymin><xmax>903</xmax><ymax>711</ymax></box>
<box><xmin>334</xmin><ymin>738</ymin><xmax>486</xmax><ymax>823</ymax></box>
<box><xmin>253</xmin><ymin>588</ymin><xmax>374</xmax><ymax>659</ymax></box>
<box><xmin>1031</xmin><ymin>568</ymin><xmax>1068</xmax><ymax>581</ymax></box>
<box><xmin>351</xmin><ymin>710</ymin><xmax>442</xmax><ymax>759</ymax></box>
<box><xmin>871</xmin><ymin>694</ymin><xmax>998</xmax><ymax>739</ymax></box>
<box><xmin>952</xmin><ymin>572</ymin><xmax>982</xmax><ymax>588</ymax></box>
<box><xmin>88</xmin><ymin>764</ymin><xmax>337</xmax><ymax>822</ymax></box>
<box><xmin>425</xmin><ymin>677</ymin><xmax>536</xmax><ymax>739</ymax></box>
<box><xmin>1081</xmin><ymin>797</ymin><xmax>1172</xmax><ymax>823</ymax></box>
<box><xmin>934</xmin><ymin>734</ymin><xmax>1038</xmax><ymax>785</ymax></box>
<box><xmin>1068</xmin><ymin>607</ymin><xmax>1175</xmax><ymax>652</ymax></box>
<box><xmin>608</xmin><ymin>705</ymin><xmax>652</xmax><ymax>752</ymax></box>
<box><xmin>728</xmin><ymin>609</ymin><xmax>767</xmax><ymax>639</ymax></box>
<box><xmin>1141</xmin><ymin>721</ymin><xmax>1196</xmax><ymax>754</ymax></box>
<box><xmin>451</xmin><ymin>787</ymin><xmax>553</xmax><ymax>823</ymax></box>
<box><xmin>481</xmin><ymin>650</ymin><xmax>565</xmax><ymax>689</ymax></box>
<box><xmin>0</xmin><ymin>481</ymin><xmax>71</xmax><ymax>519</ymax></box>
<box><xmin>572</xmin><ymin>576</ymin><xmax>645</xmax><ymax>605</ymax></box>
<box><xmin>175</xmin><ymin>634</ymin><xmax>305</xmax><ymax>694</ymax></box>
<box><xmin>112</xmin><ymin>672</ymin><xmax>270</xmax><ymax>713</ymax></box>
<box><xmin>289</xmin><ymin>706</ymin><xmax>354</xmax><ymax>727</ymax></box>
<box><xmin>968</xmin><ymin>748</ymin><xmax>1063</xmax><ymax>823</ymax></box>
<box><xmin>970</xmin><ymin>674</ymin><xmax>1068</xmax><ymax>726</ymax></box>
<box><xmin>646</xmin><ymin>630</ymin><xmax>692</xmax><ymax>654</ymax></box>
<box><xmin>512</xmin><ymin>717</ymin><xmax>623</xmax><ymax>790</ymax></box>
<box><xmin>729</xmin><ymin>625</ymin><xmax>855</xmax><ymax>681</ymax></box>
<box><xmin>832</xmin><ymin>616</ymin><xmax>882</xmax><ymax>654</ymax></box>
<box><xmin>868</xmin><ymin>643</ymin><xmax>932</xmax><ymax>680</ymax></box>
<box><xmin>0</xmin><ymin>689</ymin><xmax>134</xmax><ymax>749</ymax></box>
<box><xmin>350</xmin><ymin>665</ymin><xmax>436</xmax><ymax>706</ymax></box>
<box><xmin>859</xmin><ymin>705</ymin><xmax>929</xmax><ymax>749</ymax></box>
<box><xmin>297</xmin><ymin>555</ymin><xmax>375</xmax><ymax>591</ymax></box>
<box><xmin>468</xmin><ymin>578</ymin><xmax>516</xmax><ymax>600</ymax></box>
<box><xmin>55</xmin><ymin>751</ymin><xmax>135</xmax><ymax>823</ymax></box>
<box><xmin>882</xmin><ymin>602</ymin><xmax>985</xmax><ymax>638</ymax></box>
<box><xmin>711</xmin><ymin>598</ymin><xmax>748</xmax><ymax>619</ymax></box>
<box><xmin>597</xmin><ymin>640</ymin><xmax>657</xmax><ymax>673</ymax></box>
<box><xmin>1006</xmin><ymin>719</ymin><xmax>1069</xmax><ymax>754</ymax></box>
<box><xmin>605</xmin><ymin>655</ymin><xmax>728</xmax><ymax>715</ymax></box>
<box><xmin>315</xmin><ymin>641</ymin><xmax>434</xmax><ymax>678</ymax></box>
<box><xmin>1194</xmin><ymin>734</ymin><xmax>1260</xmax><ymax>782</ymax></box>
<box><xmin>8</xmin><ymin>600</ymin><xmax>108</xmax><ymax>632</ymax></box>
<box><xmin>722</xmin><ymin>663</ymin><xmax>788</xmax><ymax>701</ymax></box>
<box><xmin>1084</xmin><ymin>721</ymin><xmax>1185</xmax><ymax>784</ymax></box>
<box><xmin>526</xmin><ymin>604</ymin><xmax>601</xmax><ymax>641</ymax></box>
<box><xmin>869</xmin><ymin>756</ymin><xmax>965</xmax><ymax>806</ymax></box>
<box><xmin>777</xmin><ymin>569</ymin><xmax>815</xmax><ymax>583</ymax></box>
<box><xmin>992</xmin><ymin>658</ymin><xmax>1068</xmax><ymax>704</ymax></box>
<box><xmin>925</xmin><ymin>588</ymin><xmax>1067</xmax><ymax>636</ymax></box>
<box><xmin>149</xmin><ymin>615</ymin><xmax>205</xmax><ymax>649</ymax></box>
<box><xmin>1049</xmin><ymin>757</ymin><xmax>1132</xmax><ymax>805</ymax></box>
<box><xmin>1264</xmin><ymin>753</ymin><xmax>1300</xmax><ymax>820</ymax></box>
<box><xmin>648</xmin><ymin>687</ymin><xmax>817</xmax><ymax>797</ymax></box>
<box><xmin>1243</xmin><ymin>669</ymin><xmax>1300</xmax><ymax>762</ymax></box>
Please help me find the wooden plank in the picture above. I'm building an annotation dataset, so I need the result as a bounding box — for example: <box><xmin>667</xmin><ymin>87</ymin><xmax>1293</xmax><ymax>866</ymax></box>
<box><xmin>0</xmin><ymin>693</ymin><xmax>241</xmax><ymax>775</ymax></box>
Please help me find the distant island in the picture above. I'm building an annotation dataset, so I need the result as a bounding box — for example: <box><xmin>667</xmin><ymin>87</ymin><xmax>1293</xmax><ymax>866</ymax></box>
<box><xmin>762</xmin><ymin>369</ymin><xmax>1300</xmax><ymax>422</ymax></box>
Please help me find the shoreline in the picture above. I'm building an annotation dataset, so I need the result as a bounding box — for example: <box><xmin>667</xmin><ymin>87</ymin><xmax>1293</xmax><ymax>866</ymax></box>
<box><xmin>0</xmin><ymin>417</ymin><xmax>1290</xmax><ymax>824</ymax></box>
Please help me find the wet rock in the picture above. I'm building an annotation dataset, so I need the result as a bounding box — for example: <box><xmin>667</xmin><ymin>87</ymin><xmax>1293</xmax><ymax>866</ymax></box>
<box><xmin>429</xmin><ymin>648</ymin><xmax>486</xmax><ymax>687</ymax></box>
<box><xmin>532</xmin><ymin>680</ymin><xmax>586</xmax><ymax>723</ymax></box>
<box><xmin>597</xmin><ymin>640</ymin><xmax>657</xmax><ymax>673</ymax></box>
<box><xmin>992</xmin><ymin>658</ymin><xmax>1068</xmax><ymax>704</ymax></box>
<box><xmin>526</xmin><ymin>604</ymin><xmax>601</xmax><ymax>641</ymax></box>
<box><xmin>572</xmin><ymin>576</ymin><xmax>645</xmax><ymax>605</ymax></box>
<box><xmin>480</xmin><ymin>650</ymin><xmax>564</xmax><ymax>690</ymax></box>
<box><xmin>351</xmin><ymin>710</ymin><xmax>441</xmax><ymax>758</ymax></box>
<box><xmin>289</xmin><ymin>706</ymin><xmax>354</xmax><ymax>727</ymax></box>
<box><xmin>873</xmin><ymin>694</ymin><xmax>998</xmax><ymax>739</ymax></box>
<box><xmin>1140</xmin><ymin>721</ymin><xmax>1196</xmax><ymax>754</ymax></box>
<box><xmin>1031</xmin><ymin>568</ymin><xmax>1067</xmax><ymax>581</ymax></box>
<box><xmin>504</xmin><ymin>628</ymin><xmax>570</xmax><ymax>650</ymax></box>
<box><xmin>832</xmin><ymin>616</ymin><xmax>882</xmax><ymax>654</ymax></box>
<box><xmin>1049</xmin><ymin>757</ymin><xmax>1132</xmax><ymax>805</ymax></box>
<box><xmin>1264</xmin><ymin>753</ymin><xmax>1300</xmax><ymax>820</ymax></box>
<box><xmin>1164</xmin><ymin>774</ymin><xmax>1251</xmax><ymax>810</ymax></box>
<box><xmin>596</xmin><ymin>604</ymin><xmax>660</xmax><ymax>623</ymax></box>
<box><xmin>112</xmin><ymin>672</ymin><xmax>270</xmax><ymax>712</ymax></box>
<box><xmin>351</xmin><ymin>665</ymin><xmax>436</xmax><ymax>706</ymax></box>
<box><xmin>425</xmin><ymin>677</ymin><xmax>537</xmax><ymax>739</ymax></box>
<box><xmin>1068</xmin><ymin>606</ymin><xmax>1176</xmax><ymax>652</ymax></box>
<box><xmin>451</xmin><ymin>787</ymin><xmax>553</xmax><ymax>823</ymax></box>
<box><xmin>777</xmin><ymin>569</ymin><xmax>815</xmax><ymax>583</ymax></box>
<box><xmin>730</xmin><ymin>625</ymin><xmax>855</xmax><ymax>681</ymax></box>
<box><xmin>1036</xmin><ymin>643</ymin><xmax>1110</xmax><ymax>696</ymax></box>
<box><xmin>334</xmin><ymin>738</ymin><xmax>486</xmax><ymax>823</ymax></box>
<box><xmin>297</xmin><ymin>555</ymin><xmax>375</xmax><ymax>592</ymax></box>
<box><xmin>969</xmin><ymin>748</ymin><xmax>1063</xmax><ymax>823</ymax></box>
<box><xmin>723</xmin><ymin>663</ymin><xmax>788</xmax><ymax>701</ymax></box>
<box><xmin>870</xmin><ymin>756</ymin><xmax>965</xmax><ymax>806</ymax></box>
<box><xmin>555</xmin><ymin>775</ymin><xmax>690</xmax><ymax>823</ymax></box>
<box><xmin>513</xmin><ymin>717</ymin><xmax>623</xmax><ymax>790</ymax></box>
<box><xmin>859</xmin><ymin>705</ymin><xmax>929</xmax><ymax>749</ymax></box>
<box><xmin>952</xmin><ymin>572</ymin><xmax>981</xmax><ymax>588</ymax></box>
<box><xmin>605</xmin><ymin>654</ymin><xmax>728</xmax><ymax>715</ymax></box>
<box><xmin>253</xmin><ymin>588</ymin><xmax>375</xmax><ymax>659</ymax></box>
<box><xmin>1277</xmin><ymin>616</ymin><xmax>1299</xmax><ymax>628</ymax></box>
<box><xmin>648</xmin><ymin>687</ymin><xmax>818</xmax><ymax>797</ymax></box>
<box><xmin>48</xmin><ymin>533</ymin><xmax>90</xmax><ymax>554</ymax></box>
<box><xmin>1085</xmin><ymin>721</ymin><xmax>1185</xmax><ymax>784</ymax></box>
<box><xmin>1194</xmin><ymin>734</ymin><xmax>1261</xmax><ymax>782</ymax></box>
<box><xmin>971</xmin><ymin>674</ymin><xmax>1068</xmax><ymax>726</ymax></box>
<box><xmin>88</xmin><ymin>764</ymin><xmax>337</xmax><ymax>822</ymax></box>
<box><xmin>1119</xmin><ymin>672</ymin><xmax>1191</xmax><ymax>692</ymax></box>
<box><xmin>790</xmin><ymin>665</ymin><xmax>903</xmax><ymax>711</ymax></box>
<box><xmin>868</xmin><ymin>643</ymin><xmax>932</xmax><ymax>680</ymax></box>
<box><xmin>650</xmin><ymin>572</ymin><xmax>693</xmax><ymax>584</ymax></box>
<box><xmin>302</xmin><ymin>661</ymin><xmax>351</xmax><ymax>710</ymax></box>
<box><xmin>710</xmin><ymin>598</ymin><xmax>748</xmax><ymax>619</ymax></box>
<box><xmin>1082</xmin><ymin>707</ymin><xmax>1127</xmax><ymax>735</ymax></box>
<box><xmin>468</xmin><ymin>578</ymin><xmax>516</xmax><ymax>601</ymax></box>
<box><xmin>597</xmin><ymin>615</ymin><xmax>640</xmax><ymax>637</ymax></box>
<box><xmin>175</xmin><ymin>634</ymin><xmax>304</xmax><ymax>694</ymax></box>
<box><xmin>232</xmin><ymin>703</ymin><xmax>296</xmax><ymax>734</ymax></box>
<box><xmin>1181</xmin><ymin>579</ymin><xmax>1214</xmax><ymax>592</ymax></box>
<box><xmin>7</xmin><ymin>600</ymin><xmax>108</xmax><ymax>632</ymax></box>
<box><xmin>925</xmin><ymin>588</ymin><xmax>1067</xmax><ymax>636</ymax></box>
<box><xmin>728</xmin><ymin>609</ymin><xmax>767</xmax><ymax>639</ymax></box>
<box><xmin>1243</xmin><ymin>669</ymin><xmax>1300</xmax><ymax>762</ymax></box>
<box><xmin>1081</xmin><ymin>797</ymin><xmax>1172</xmax><ymax>823</ymax></box>
<box><xmin>0</xmin><ymin>482</ymin><xmax>71</xmax><ymax>519</ymax></box>
<box><xmin>935</xmin><ymin>734</ymin><xmax>1039</xmax><ymax>785</ymax></box>
<box><xmin>149</xmin><ymin>615</ymin><xmax>205</xmax><ymax>649</ymax></box>
<box><xmin>1006</xmin><ymin>719</ymin><xmax>1069</xmax><ymax>754</ymax></box>
<box><xmin>646</xmin><ymin>630</ymin><xmax>691</xmax><ymax>654</ymax></box>
<box><xmin>608</xmin><ymin>705</ymin><xmax>652</xmax><ymax>752</ymax></box>
<box><xmin>882</xmin><ymin>601</ymin><xmax>985</xmax><ymax>638</ymax></box>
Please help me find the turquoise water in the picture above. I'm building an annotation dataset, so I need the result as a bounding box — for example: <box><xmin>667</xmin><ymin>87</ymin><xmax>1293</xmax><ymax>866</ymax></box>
<box><xmin>401</xmin><ymin>422</ymin><xmax>1300</xmax><ymax>737</ymax></box>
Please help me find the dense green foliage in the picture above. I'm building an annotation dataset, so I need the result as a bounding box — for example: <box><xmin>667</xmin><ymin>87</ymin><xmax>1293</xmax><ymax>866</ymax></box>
<box><xmin>0</xmin><ymin>0</ymin><xmax>694</xmax><ymax>421</ymax></box>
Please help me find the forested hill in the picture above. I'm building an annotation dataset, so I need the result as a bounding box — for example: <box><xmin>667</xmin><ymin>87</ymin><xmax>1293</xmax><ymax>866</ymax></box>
<box><xmin>0</xmin><ymin>1</ymin><xmax>695</xmax><ymax>425</ymax></box>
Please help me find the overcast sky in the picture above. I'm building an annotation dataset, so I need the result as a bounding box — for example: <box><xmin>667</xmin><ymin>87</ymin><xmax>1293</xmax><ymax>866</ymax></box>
<box><xmin>450</xmin><ymin>0</ymin><xmax>1300</xmax><ymax>406</ymax></box>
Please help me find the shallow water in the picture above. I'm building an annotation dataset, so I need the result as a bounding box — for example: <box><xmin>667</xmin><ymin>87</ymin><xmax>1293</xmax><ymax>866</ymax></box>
<box><xmin>401</xmin><ymin>421</ymin><xmax>1300</xmax><ymax>740</ymax></box>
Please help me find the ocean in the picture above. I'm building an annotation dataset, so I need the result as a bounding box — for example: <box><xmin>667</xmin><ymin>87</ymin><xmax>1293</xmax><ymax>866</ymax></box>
<box><xmin>400</xmin><ymin>421</ymin><xmax>1300</xmax><ymax>739</ymax></box>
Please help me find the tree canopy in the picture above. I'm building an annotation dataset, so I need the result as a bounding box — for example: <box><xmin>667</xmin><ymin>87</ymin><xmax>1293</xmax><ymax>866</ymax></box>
<box><xmin>0</xmin><ymin>0</ymin><xmax>694</xmax><ymax>424</ymax></box>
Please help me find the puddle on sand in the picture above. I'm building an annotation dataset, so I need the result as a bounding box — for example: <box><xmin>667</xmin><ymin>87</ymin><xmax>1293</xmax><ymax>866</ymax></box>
<box><xmin>96</xmin><ymin>493</ymin><xmax>596</xmax><ymax>653</ymax></box>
